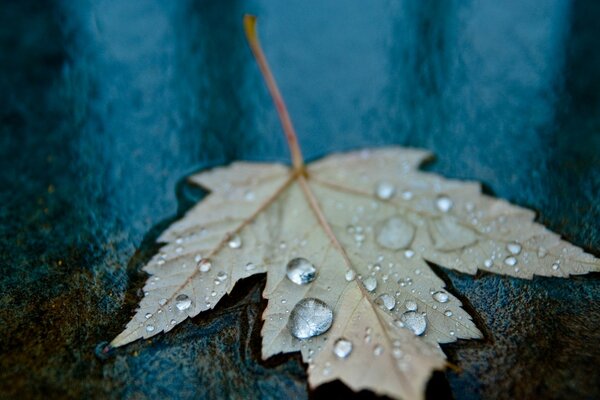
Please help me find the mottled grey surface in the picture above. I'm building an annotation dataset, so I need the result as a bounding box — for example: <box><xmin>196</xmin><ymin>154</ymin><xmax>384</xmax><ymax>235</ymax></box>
<box><xmin>1</xmin><ymin>1</ymin><xmax>599</xmax><ymax>399</ymax></box>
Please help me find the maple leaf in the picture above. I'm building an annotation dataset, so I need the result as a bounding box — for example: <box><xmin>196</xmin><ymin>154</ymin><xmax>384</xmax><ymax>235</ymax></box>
<box><xmin>110</xmin><ymin>15</ymin><xmax>600</xmax><ymax>400</ymax></box>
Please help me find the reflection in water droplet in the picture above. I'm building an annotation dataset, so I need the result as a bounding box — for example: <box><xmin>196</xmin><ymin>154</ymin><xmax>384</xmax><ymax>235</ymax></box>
<box><xmin>507</xmin><ymin>242</ymin><xmax>522</xmax><ymax>255</ymax></box>
<box><xmin>405</xmin><ymin>300</ymin><xmax>417</xmax><ymax>311</ymax></box>
<box><xmin>288</xmin><ymin>298</ymin><xmax>333</xmax><ymax>339</ymax></box>
<box><xmin>175</xmin><ymin>294</ymin><xmax>192</xmax><ymax>311</ymax></box>
<box><xmin>432</xmin><ymin>291</ymin><xmax>449</xmax><ymax>303</ymax></box>
<box><xmin>375</xmin><ymin>182</ymin><xmax>396</xmax><ymax>200</ymax></box>
<box><xmin>363</xmin><ymin>276</ymin><xmax>378</xmax><ymax>292</ymax></box>
<box><xmin>373</xmin><ymin>344</ymin><xmax>384</xmax><ymax>356</ymax></box>
<box><xmin>286</xmin><ymin>258</ymin><xmax>317</xmax><ymax>285</ymax></box>
<box><xmin>228</xmin><ymin>234</ymin><xmax>242</xmax><ymax>249</ymax></box>
<box><xmin>376</xmin><ymin>216</ymin><xmax>415</xmax><ymax>250</ymax></box>
<box><xmin>376</xmin><ymin>294</ymin><xmax>396</xmax><ymax>310</ymax></box>
<box><xmin>333</xmin><ymin>338</ymin><xmax>353</xmax><ymax>358</ymax></box>
<box><xmin>198</xmin><ymin>258</ymin><xmax>212</xmax><ymax>272</ymax></box>
<box><xmin>504</xmin><ymin>256</ymin><xmax>517</xmax><ymax>266</ymax></box>
<box><xmin>345</xmin><ymin>269</ymin><xmax>356</xmax><ymax>282</ymax></box>
<box><xmin>435</xmin><ymin>195</ymin><xmax>453</xmax><ymax>212</ymax></box>
<box><xmin>399</xmin><ymin>311</ymin><xmax>427</xmax><ymax>335</ymax></box>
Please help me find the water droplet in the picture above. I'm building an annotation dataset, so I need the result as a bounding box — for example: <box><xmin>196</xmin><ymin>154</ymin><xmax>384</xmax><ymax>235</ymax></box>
<box><xmin>484</xmin><ymin>259</ymin><xmax>493</xmax><ymax>268</ymax></box>
<box><xmin>288</xmin><ymin>298</ymin><xmax>333</xmax><ymax>339</ymax></box>
<box><xmin>170</xmin><ymin>319</ymin><xmax>176</xmax><ymax>325</ymax></box>
<box><xmin>435</xmin><ymin>195</ymin><xmax>453</xmax><ymax>212</ymax></box>
<box><xmin>194</xmin><ymin>254</ymin><xmax>202</xmax><ymax>263</ymax></box>
<box><xmin>404</xmin><ymin>249</ymin><xmax>415</xmax><ymax>259</ymax></box>
<box><xmin>345</xmin><ymin>269</ymin><xmax>356</xmax><ymax>281</ymax></box>
<box><xmin>552</xmin><ymin>263</ymin><xmax>560</xmax><ymax>271</ymax></box>
<box><xmin>244</xmin><ymin>190</ymin><xmax>255</xmax><ymax>201</ymax></box>
<box><xmin>375</xmin><ymin>182</ymin><xmax>396</xmax><ymax>200</ymax></box>
<box><xmin>444</xmin><ymin>310</ymin><xmax>453</xmax><ymax>317</ymax></box>
<box><xmin>404</xmin><ymin>300</ymin><xmax>417</xmax><ymax>311</ymax></box>
<box><xmin>198</xmin><ymin>258</ymin><xmax>212</xmax><ymax>272</ymax></box>
<box><xmin>507</xmin><ymin>242</ymin><xmax>522</xmax><ymax>255</ymax></box>
<box><xmin>216</xmin><ymin>271</ymin><xmax>228</xmax><ymax>282</ymax></box>
<box><xmin>376</xmin><ymin>216</ymin><xmax>415</xmax><ymax>250</ymax></box>
<box><xmin>399</xmin><ymin>311</ymin><xmax>427</xmax><ymax>335</ymax></box>
<box><xmin>333</xmin><ymin>338</ymin><xmax>353</xmax><ymax>358</ymax></box>
<box><xmin>392</xmin><ymin>348</ymin><xmax>404</xmax><ymax>359</ymax></box>
<box><xmin>175</xmin><ymin>246</ymin><xmax>183</xmax><ymax>253</ymax></box>
<box><xmin>175</xmin><ymin>294</ymin><xmax>192</xmax><ymax>311</ymax></box>
<box><xmin>245</xmin><ymin>262</ymin><xmax>256</xmax><ymax>271</ymax></box>
<box><xmin>228</xmin><ymin>234</ymin><xmax>242</xmax><ymax>249</ymax></box>
<box><xmin>432</xmin><ymin>291</ymin><xmax>449</xmax><ymax>303</ymax></box>
<box><xmin>376</xmin><ymin>294</ymin><xmax>396</xmax><ymax>310</ymax></box>
<box><xmin>363</xmin><ymin>276</ymin><xmax>378</xmax><ymax>292</ymax></box>
<box><xmin>286</xmin><ymin>258</ymin><xmax>317</xmax><ymax>285</ymax></box>
<box><xmin>449</xmin><ymin>330</ymin><xmax>455</xmax><ymax>336</ymax></box>
<box><xmin>401</xmin><ymin>191</ymin><xmax>413</xmax><ymax>200</ymax></box>
<box><xmin>373</xmin><ymin>344</ymin><xmax>384</xmax><ymax>356</ymax></box>
<box><xmin>146</xmin><ymin>325</ymin><xmax>155</xmax><ymax>332</ymax></box>
<box><xmin>504</xmin><ymin>256</ymin><xmax>517</xmax><ymax>266</ymax></box>
<box><xmin>145</xmin><ymin>313</ymin><xmax>152</xmax><ymax>319</ymax></box>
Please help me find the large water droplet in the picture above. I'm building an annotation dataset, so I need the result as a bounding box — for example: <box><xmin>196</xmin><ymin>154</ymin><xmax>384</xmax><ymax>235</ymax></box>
<box><xmin>376</xmin><ymin>216</ymin><xmax>415</xmax><ymax>250</ymax></box>
<box><xmin>198</xmin><ymin>258</ymin><xmax>212</xmax><ymax>272</ymax></box>
<box><xmin>286</xmin><ymin>258</ymin><xmax>317</xmax><ymax>285</ymax></box>
<box><xmin>228</xmin><ymin>234</ymin><xmax>242</xmax><ymax>249</ymax></box>
<box><xmin>288</xmin><ymin>298</ymin><xmax>333</xmax><ymax>339</ymax></box>
<box><xmin>506</xmin><ymin>242</ymin><xmax>522</xmax><ymax>255</ymax></box>
<box><xmin>363</xmin><ymin>276</ymin><xmax>378</xmax><ymax>292</ymax></box>
<box><xmin>432</xmin><ymin>291</ymin><xmax>449</xmax><ymax>303</ymax></box>
<box><xmin>375</xmin><ymin>182</ymin><xmax>396</xmax><ymax>200</ymax></box>
<box><xmin>175</xmin><ymin>294</ymin><xmax>192</xmax><ymax>311</ymax></box>
<box><xmin>435</xmin><ymin>195</ymin><xmax>453</xmax><ymax>212</ymax></box>
<box><xmin>376</xmin><ymin>293</ymin><xmax>396</xmax><ymax>310</ymax></box>
<box><xmin>333</xmin><ymin>338</ymin><xmax>353</xmax><ymax>358</ymax></box>
<box><xmin>399</xmin><ymin>311</ymin><xmax>427</xmax><ymax>335</ymax></box>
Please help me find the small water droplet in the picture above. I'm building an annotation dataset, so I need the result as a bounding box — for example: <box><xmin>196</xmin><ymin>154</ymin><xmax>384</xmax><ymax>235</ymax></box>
<box><xmin>552</xmin><ymin>263</ymin><xmax>560</xmax><ymax>271</ymax></box>
<box><xmin>175</xmin><ymin>294</ymin><xmax>192</xmax><ymax>311</ymax></box>
<box><xmin>244</xmin><ymin>190</ymin><xmax>255</xmax><ymax>201</ymax></box>
<box><xmin>333</xmin><ymin>338</ymin><xmax>353</xmax><ymax>358</ymax></box>
<box><xmin>537</xmin><ymin>247</ymin><xmax>548</xmax><ymax>258</ymax></box>
<box><xmin>245</xmin><ymin>262</ymin><xmax>256</xmax><ymax>271</ymax></box>
<box><xmin>146</xmin><ymin>325</ymin><xmax>155</xmax><ymax>332</ymax></box>
<box><xmin>145</xmin><ymin>313</ymin><xmax>152</xmax><ymax>319</ymax></box>
<box><xmin>373</xmin><ymin>344</ymin><xmax>384</xmax><ymax>356</ymax></box>
<box><xmin>363</xmin><ymin>276</ymin><xmax>378</xmax><ymax>292</ymax></box>
<box><xmin>198</xmin><ymin>258</ymin><xmax>212</xmax><ymax>272</ymax></box>
<box><xmin>504</xmin><ymin>256</ymin><xmax>517</xmax><ymax>266</ymax></box>
<box><xmin>432</xmin><ymin>291</ymin><xmax>449</xmax><ymax>303</ymax></box>
<box><xmin>376</xmin><ymin>293</ymin><xmax>396</xmax><ymax>310</ymax></box>
<box><xmin>345</xmin><ymin>269</ymin><xmax>356</xmax><ymax>281</ymax></box>
<box><xmin>399</xmin><ymin>311</ymin><xmax>427</xmax><ymax>335</ymax></box>
<box><xmin>216</xmin><ymin>271</ymin><xmax>228</xmax><ymax>282</ymax></box>
<box><xmin>392</xmin><ymin>348</ymin><xmax>404</xmax><ymax>359</ymax></box>
<box><xmin>404</xmin><ymin>249</ymin><xmax>415</xmax><ymax>259</ymax></box>
<box><xmin>449</xmin><ymin>330</ymin><xmax>455</xmax><ymax>336</ymax></box>
<box><xmin>404</xmin><ymin>300</ymin><xmax>417</xmax><ymax>311</ymax></box>
<box><xmin>484</xmin><ymin>259</ymin><xmax>493</xmax><ymax>268</ymax></box>
<box><xmin>170</xmin><ymin>319</ymin><xmax>176</xmax><ymax>325</ymax></box>
<box><xmin>375</xmin><ymin>182</ymin><xmax>396</xmax><ymax>200</ymax></box>
<box><xmin>158</xmin><ymin>298</ymin><xmax>167</xmax><ymax>306</ymax></box>
<box><xmin>228</xmin><ymin>234</ymin><xmax>242</xmax><ymax>249</ymax></box>
<box><xmin>507</xmin><ymin>242</ymin><xmax>522</xmax><ymax>255</ymax></box>
<box><xmin>435</xmin><ymin>195</ymin><xmax>453</xmax><ymax>212</ymax></box>
<box><xmin>444</xmin><ymin>310</ymin><xmax>453</xmax><ymax>317</ymax></box>
<box><xmin>286</xmin><ymin>258</ymin><xmax>317</xmax><ymax>285</ymax></box>
<box><xmin>288</xmin><ymin>298</ymin><xmax>333</xmax><ymax>339</ymax></box>
<box><xmin>281</xmin><ymin>298</ymin><xmax>287</xmax><ymax>304</ymax></box>
<box><xmin>401</xmin><ymin>191</ymin><xmax>413</xmax><ymax>200</ymax></box>
<box><xmin>376</xmin><ymin>216</ymin><xmax>415</xmax><ymax>250</ymax></box>
<box><xmin>194</xmin><ymin>254</ymin><xmax>202</xmax><ymax>263</ymax></box>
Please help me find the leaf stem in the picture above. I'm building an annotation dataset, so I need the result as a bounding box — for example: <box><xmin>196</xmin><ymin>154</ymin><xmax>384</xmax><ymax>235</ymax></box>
<box><xmin>243</xmin><ymin>14</ymin><xmax>305</xmax><ymax>172</ymax></box>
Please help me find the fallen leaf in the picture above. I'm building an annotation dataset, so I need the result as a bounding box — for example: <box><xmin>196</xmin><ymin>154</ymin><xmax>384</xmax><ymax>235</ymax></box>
<box><xmin>110</xmin><ymin>15</ymin><xmax>600</xmax><ymax>400</ymax></box>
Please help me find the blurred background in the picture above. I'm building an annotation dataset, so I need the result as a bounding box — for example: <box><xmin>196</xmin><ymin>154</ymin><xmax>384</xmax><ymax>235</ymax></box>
<box><xmin>0</xmin><ymin>0</ymin><xmax>599</xmax><ymax>399</ymax></box>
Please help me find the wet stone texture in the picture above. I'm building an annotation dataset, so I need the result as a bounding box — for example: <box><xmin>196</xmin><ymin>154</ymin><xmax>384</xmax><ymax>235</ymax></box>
<box><xmin>1</xmin><ymin>1</ymin><xmax>599</xmax><ymax>399</ymax></box>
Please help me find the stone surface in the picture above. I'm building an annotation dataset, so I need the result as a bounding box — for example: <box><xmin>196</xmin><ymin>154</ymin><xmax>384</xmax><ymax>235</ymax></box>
<box><xmin>1</xmin><ymin>0</ymin><xmax>599</xmax><ymax>399</ymax></box>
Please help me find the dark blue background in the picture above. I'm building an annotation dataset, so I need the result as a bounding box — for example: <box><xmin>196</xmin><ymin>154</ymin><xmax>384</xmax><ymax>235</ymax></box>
<box><xmin>1</xmin><ymin>1</ymin><xmax>599</xmax><ymax>399</ymax></box>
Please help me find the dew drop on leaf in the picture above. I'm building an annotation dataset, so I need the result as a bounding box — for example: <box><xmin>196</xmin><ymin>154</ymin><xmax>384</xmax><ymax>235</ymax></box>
<box><xmin>198</xmin><ymin>258</ymin><xmax>212</xmax><ymax>272</ymax></box>
<box><xmin>175</xmin><ymin>294</ymin><xmax>192</xmax><ymax>311</ymax></box>
<box><xmin>286</xmin><ymin>257</ymin><xmax>317</xmax><ymax>285</ymax></box>
<box><xmin>506</xmin><ymin>242</ymin><xmax>522</xmax><ymax>255</ymax></box>
<box><xmin>228</xmin><ymin>234</ymin><xmax>242</xmax><ymax>249</ymax></box>
<box><xmin>145</xmin><ymin>313</ymin><xmax>152</xmax><ymax>319</ymax></box>
<box><xmin>345</xmin><ymin>269</ymin><xmax>356</xmax><ymax>281</ymax></box>
<box><xmin>287</xmin><ymin>298</ymin><xmax>333</xmax><ymax>339</ymax></box>
<box><xmin>404</xmin><ymin>300</ymin><xmax>418</xmax><ymax>311</ymax></box>
<box><xmin>504</xmin><ymin>256</ymin><xmax>518</xmax><ymax>266</ymax></box>
<box><xmin>216</xmin><ymin>271</ymin><xmax>228</xmax><ymax>282</ymax></box>
<box><xmin>432</xmin><ymin>291</ymin><xmax>449</xmax><ymax>303</ymax></box>
<box><xmin>444</xmin><ymin>310</ymin><xmax>453</xmax><ymax>317</ymax></box>
<box><xmin>145</xmin><ymin>325</ymin><xmax>155</xmax><ymax>333</ymax></box>
<box><xmin>375</xmin><ymin>182</ymin><xmax>396</xmax><ymax>200</ymax></box>
<box><xmin>333</xmin><ymin>338</ymin><xmax>353</xmax><ymax>359</ymax></box>
<box><xmin>373</xmin><ymin>344</ymin><xmax>384</xmax><ymax>356</ymax></box>
<box><xmin>245</xmin><ymin>262</ymin><xmax>256</xmax><ymax>271</ymax></box>
<box><xmin>376</xmin><ymin>293</ymin><xmax>396</xmax><ymax>310</ymax></box>
<box><xmin>363</xmin><ymin>276</ymin><xmax>378</xmax><ymax>292</ymax></box>
<box><xmin>376</xmin><ymin>216</ymin><xmax>415</xmax><ymax>250</ymax></box>
<box><xmin>399</xmin><ymin>311</ymin><xmax>427</xmax><ymax>336</ymax></box>
<box><xmin>435</xmin><ymin>195</ymin><xmax>453</xmax><ymax>212</ymax></box>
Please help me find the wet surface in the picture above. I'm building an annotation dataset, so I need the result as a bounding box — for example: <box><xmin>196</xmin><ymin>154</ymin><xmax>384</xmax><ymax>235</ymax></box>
<box><xmin>1</xmin><ymin>0</ymin><xmax>599</xmax><ymax>399</ymax></box>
